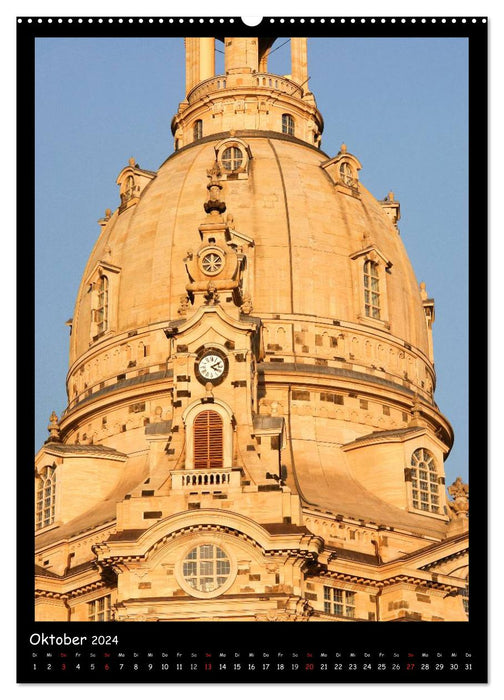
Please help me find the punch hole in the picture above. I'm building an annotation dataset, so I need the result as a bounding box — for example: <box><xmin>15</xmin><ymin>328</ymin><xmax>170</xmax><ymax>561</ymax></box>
<box><xmin>241</xmin><ymin>16</ymin><xmax>263</xmax><ymax>26</ymax></box>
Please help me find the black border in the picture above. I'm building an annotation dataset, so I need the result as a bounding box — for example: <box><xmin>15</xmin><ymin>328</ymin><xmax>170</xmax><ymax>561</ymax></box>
<box><xmin>19</xmin><ymin>16</ymin><xmax>488</xmax><ymax>684</ymax></box>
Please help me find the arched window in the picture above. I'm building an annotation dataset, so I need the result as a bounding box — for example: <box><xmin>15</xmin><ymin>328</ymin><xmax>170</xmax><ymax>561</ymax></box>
<box><xmin>96</xmin><ymin>275</ymin><xmax>109</xmax><ymax>334</ymax></box>
<box><xmin>339</xmin><ymin>161</ymin><xmax>354</xmax><ymax>186</ymax></box>
<box><xmin>36</xmin><ymin>466</ymin><xmax>56</xmax><ymax>529</ymax></box>
<box><xmin>221</xmin><ymin>146</ymin><xmax>243</xmax><ymax>172</ymax></box>
<box><xmin>193</xmin><ymin>410</ymin><xmax>224</xmax><ymax>469</ymax></box>
<box><xmin>193</xmin><ymin>119</ymin><xmax>203</xmax><ymax>141</ymax></box>
<box><xmin>124</xmin><ymin>175</ymin><xmax>135</xmax><ymax>201</ymax></box>
<box><xmin>282</xmin><ymin>113</ymin><xmax>295</xmax><ymax>136</ymax></box>
<box><xmin>363</xmin><ymin>261</ymin><xmax>380</xmax><ymax>319</ymax></box>
<box><xmin>410</xmin><ymin>448</ymin><xmax>439</xmax><ymax>513</ymax></box>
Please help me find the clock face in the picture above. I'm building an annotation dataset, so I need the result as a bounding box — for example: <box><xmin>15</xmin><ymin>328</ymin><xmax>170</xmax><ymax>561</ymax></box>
<box><xmin>196</xmin><ymin>350</ymin><xmax>228</xmax><ymax>385</ymax></box>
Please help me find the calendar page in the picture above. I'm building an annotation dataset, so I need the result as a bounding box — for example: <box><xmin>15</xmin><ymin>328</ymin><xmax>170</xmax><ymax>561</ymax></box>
<box><xmin>18</xmin><ymin>13</ymin><xmax>487</xmax><ymax>683</ymax></box>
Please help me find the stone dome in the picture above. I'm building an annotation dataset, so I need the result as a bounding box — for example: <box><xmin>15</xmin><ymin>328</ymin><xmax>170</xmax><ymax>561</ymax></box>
<box><xmin>58</xmin><ymin>35</ymin><xmax>452</xmax><ymax>523</ymax></box>
<box><xmin>35</xmin><ymin>36</ymin><xmax>467</xmax><ymax>628</ymax></box>
<box><xmin>64</xmin><ymin>132</ymin><xmax>444</xmax><ymax>425</ymax></box>
<box><xmin>71</xmin><ymin>136</ymin><xmax>428</xmax><ymax>360</ymax></box>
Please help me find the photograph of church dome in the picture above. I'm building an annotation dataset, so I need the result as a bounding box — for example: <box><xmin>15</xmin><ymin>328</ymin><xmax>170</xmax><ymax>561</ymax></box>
<box><xmin>34</xmin><ymin>35</ymin><xmax>469</xmax><ymax>623</ymax></box>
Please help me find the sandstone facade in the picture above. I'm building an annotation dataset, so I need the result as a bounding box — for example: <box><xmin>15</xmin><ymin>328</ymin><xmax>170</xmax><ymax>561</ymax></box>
<box><xmin>35</xmin><ymin>37</ymin><xmax>468</xmax><ymax>623</ymax></box>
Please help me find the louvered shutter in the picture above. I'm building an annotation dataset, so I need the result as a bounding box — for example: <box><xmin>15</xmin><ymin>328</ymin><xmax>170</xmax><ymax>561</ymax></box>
<box><xmin>193</xmin><ymin>410</ymin><xmax>224</xmax><ymax>469</ymax></box>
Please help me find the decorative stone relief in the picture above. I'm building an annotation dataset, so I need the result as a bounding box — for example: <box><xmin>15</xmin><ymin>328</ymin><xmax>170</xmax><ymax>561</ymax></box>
<box><xmin>447</xmin><ymin>477</ymin><xmax>469</xmax><ymax>518</ymax></box>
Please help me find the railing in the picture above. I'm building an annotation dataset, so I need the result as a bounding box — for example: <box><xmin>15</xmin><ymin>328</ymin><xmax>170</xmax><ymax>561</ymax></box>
<box><xmin>171</xmin><ymin>468</ymin><xmax>241</xmax><ymax>490</ymax></box>
<box><xmin>254</xmin><ymin>73</ymin><xmax>303</xmax><ymax>98</ymax></box>
<box><xmin>187</xmin><ymin>73</ymin><xmax>303</xmax><ymax>104</ymax></box>
<box><xmin>187</xmin><ymin>76</ymin><xmax>228</xmax><ymax>104</ymax></box>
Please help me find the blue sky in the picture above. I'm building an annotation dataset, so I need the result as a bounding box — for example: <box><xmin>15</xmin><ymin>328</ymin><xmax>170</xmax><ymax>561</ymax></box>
<box><xmin>35</xmin><ymin>35</ymin><xmax>468</xmax><ymax>486</ymax></box>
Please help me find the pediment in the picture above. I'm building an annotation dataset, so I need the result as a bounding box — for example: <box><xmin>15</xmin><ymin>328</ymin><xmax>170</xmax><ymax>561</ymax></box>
<box><xmin>350</xmin><ymin>244</ymin><xmax>392</xmax><ymax>269</ymax></box>
<box><xmin>164</xmin><ymin>304</ymin><xmax>259</xmax><ymax>342</ymax></box>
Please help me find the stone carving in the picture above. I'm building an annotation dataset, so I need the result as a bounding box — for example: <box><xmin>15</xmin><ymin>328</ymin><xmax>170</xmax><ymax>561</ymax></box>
<box><xmin>240</xmin><ymin>292</ymin><xmax>253</xmax><ymax>315</ymax></box>
<box><xmin>177</xmin><ymin>294</ymin><xmax>191</xmax><ymax>317</ymax></box>
<box><xmin>203</xmin><ymin>281</ymin><xmax>220</xmax><ymax>305</ymax></box>
<box><xmin>204</xmin><ymin>161</ymin><xmax>226</xmax><ymax>214</ymax></box>
<box><xmin>205</xmin><ymin>382</ymin><xmax>214</xmax><ymax>399</ymax></box>
<box><xmin>447</xmin><ymin>477</ymin><xmax>469</xmax><ymax>518</ymax></box>
<box><xmin>45</xmin><ymin>411</ymin><xmax>61</xmax><ymax>443</ymax></box>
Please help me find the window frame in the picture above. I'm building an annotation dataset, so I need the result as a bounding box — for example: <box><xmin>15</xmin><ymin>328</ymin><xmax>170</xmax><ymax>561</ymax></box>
<box><xmin>215</xmin><ymin>138</ymin><xmax>252</xmax><ymax>180</ymax></box>
<box><xmin>87</xmin><ymin>594</ymin><xmax>112</xmax><ymax>621</ymax></box>
<box><xmin>175</xmin><ymin>537</ymin><xmax>237</xmax><ymax>599</ymax></box>
<box><xmin>409</xmin><ymin>447</ymin><xmax>441</xmax><ymax>514</ymax></box>
<box><xmin>85</xmin><ymin>261</ymin><xmax>121</xmax><ymax>343</ymax></box>
<box><xmin>220</xmin><ymin>145</ymin><xmax>244</xmax><ymax>172</ymax></box>
<box><xmin>182</xmin><ymin>398</ymin><xmax>234</xmax><ymax>471</ymax></box>
<box><xmin>281</xmin><ymin>113</ymin><xmax>295</xmax><ymax>136</ymax></box>
<box><xmin>181</xmin><ymin>543</ymin><xmax>231</xmax><ymax>593</ymax></box>
<box><xmin>193</xmin><ymin>410</ymin><xmax>224</xmax><ymax>470</ymax></box>
<box><xmin>363</xmin><ymin>259</ymin><xmax>381</xmax><ymax>320</ymax></box>
<box><xmin>323</xmin><ymin>586</ymin><xmax>356</xmax><ymax>618</ymax></box>
<box><xmin>35</xmin><ymin>465</ymin><xmax>57</xmax><ymax>530</ymax></box>
<box><xmin>193</xmin><ymin>119</ymin><xmax>203</xmax><ymax>141</ymax></box>
<box><xmin>95</xmin><ymin>274</ymin><xmax>109</xmax><ymax>335</ymax></box>
<box><xmin>350</xmin><ymin>247</ymin><xmax>391</xmax><ymax>330</ymax></box>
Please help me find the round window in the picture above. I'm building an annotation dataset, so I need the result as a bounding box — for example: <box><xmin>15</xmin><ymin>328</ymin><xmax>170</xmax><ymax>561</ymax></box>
<box><xmin>221</xmin><ymin>146</ymin><xmax>243</xmax><ymax>171</ymax></box>
<box><xmin>201</xmin><ymin>250</ymin><xmax>224</xmax><ymax>275</ymax></box>
<box><xmin>182</xmin><ymin>544</ymin><xmax>231</xmax><ymax>593</ymax></box>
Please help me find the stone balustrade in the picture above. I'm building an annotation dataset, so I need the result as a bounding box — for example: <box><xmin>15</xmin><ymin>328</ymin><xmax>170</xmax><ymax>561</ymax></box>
<box><xmin>187</xmin><ymin>73</ymin><xmax>303</xmax><ymax>104</ymax></box>
<box><xmin>170</xmin><ymin>468</ymin><xmax>241</xmax><ymax>490</ymax></box>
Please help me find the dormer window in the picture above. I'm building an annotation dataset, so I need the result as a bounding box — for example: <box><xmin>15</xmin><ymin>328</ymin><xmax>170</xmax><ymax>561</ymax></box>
<box><xmin>339</xmin><ymin>162</ymin><xmax>354</xmax><ymax>187</ymax></box>
<box><xmin>215</xmin><ymin>138</ymin><xmax>252</xmax><ymax>180</ymax></box>
<box><xmin>96</xmin><ymin>275</ymin><xmax>109</xmax><ymax>334</ymax></box>
<box><xmin>116</xmin><ymin>159</ymin><xmax>155</xmax><ymax>212</ymax></box>
<box><xmin>193</xmin><ymin>119</ymin><xmax>203</xmax><ymax>141</ymax></box>
<box><xmin>221</xmin><ymin>146</ymin><xmax>243</xmax><ymax>172</ymax></box>
<box><xmin>124</xmin><ymin>175</ymin><xmax>135</xmax><ymax>202</ymax></box>
<box><xmin>350</xmin><ymin>246</ymin><xmax>391</xmax><ymax>329</ymax></box>
<box><xmin>321</xmin><ymin>147</ymin><xmax>362</xmax><ymax>196</ymax></box>
<box><xmin>282</xmin><ymin>113</ymin><xmax>295</xmax><ymax>136</ymax></box>
<box><xmin>86</xmin><ymin>261</ymin><xmax>121</xmax><ymax>343</ymax></box>
<box><xmin>363</xmin><ymin>260</ymin><xmax>380</xmax><ymax>319</ymax></box>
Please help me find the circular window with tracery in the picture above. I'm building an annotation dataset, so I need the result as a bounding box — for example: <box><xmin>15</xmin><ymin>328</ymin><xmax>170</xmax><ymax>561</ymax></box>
<box><xmin>201</xmin><ymin>250</ymin><xmax>224</xmax><ymax>275</ymax></box>
<box><xmin>182</xmin><ymin>544</ymin><xmax>231</xmax><ymax>593</ymax></box>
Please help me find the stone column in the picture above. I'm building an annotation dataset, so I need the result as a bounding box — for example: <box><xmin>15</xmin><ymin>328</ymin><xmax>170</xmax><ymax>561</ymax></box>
<box><xmin>291</xmin><ymin>37</ymin><xmax>308</xmax><ymax>88</ymax></box>
<box><xmin>224</xmin><ymin>37</ymin><xmax>259</xmax><ymax>73</ymax></box>
<box><xmin>199</xmin><ymin>37</ymin><xmax>215</xmax><ymax>81</ymax></box>
<box><xmin>184</xmin><ymin>37</ymin><xmax>201</xmax><ymax>96</ymax></box>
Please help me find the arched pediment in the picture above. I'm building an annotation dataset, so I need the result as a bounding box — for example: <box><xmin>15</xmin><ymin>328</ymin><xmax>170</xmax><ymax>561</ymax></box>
<box><xmin>94</xmin><ymin>508</ymin><xmax>323</xmax><ymax>564</ymax></box>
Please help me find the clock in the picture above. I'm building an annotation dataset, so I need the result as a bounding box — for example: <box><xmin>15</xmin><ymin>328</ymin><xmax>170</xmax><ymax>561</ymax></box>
<box><xmin>195</xmin><ymin>348</ymin><xmax>229</xmax><ymax>386</ymax></box>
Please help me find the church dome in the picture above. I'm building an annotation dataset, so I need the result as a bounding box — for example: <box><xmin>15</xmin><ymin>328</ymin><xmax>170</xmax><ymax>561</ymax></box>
<box><xmin>35</xmin><ymin>36</ymin><xmax>468</xmax><ymax>626</ymax></box>
<box><xmin>70</xmin><ymin>136</ymin><xmax>428</xmax><ymax>361</ymax></box>
<box><xmin>57</xmin><ymin>35</ymin><xmax>452</xmax><ymax>528</ymax></box>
